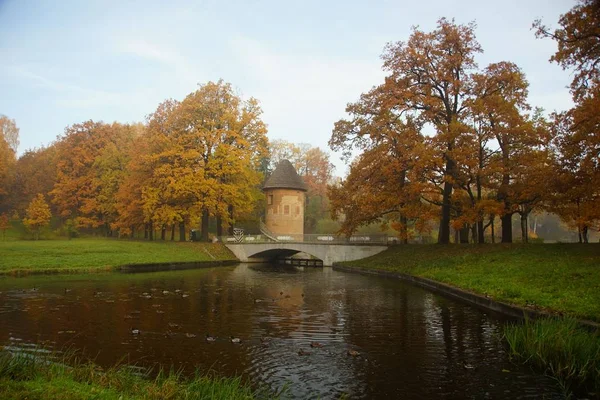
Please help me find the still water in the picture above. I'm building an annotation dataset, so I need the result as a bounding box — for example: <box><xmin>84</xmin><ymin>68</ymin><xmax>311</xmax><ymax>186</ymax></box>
<box><xmin>0</xmin><ymin>264</ymin><xmax>562</xmax><ymax>399</ymax></box>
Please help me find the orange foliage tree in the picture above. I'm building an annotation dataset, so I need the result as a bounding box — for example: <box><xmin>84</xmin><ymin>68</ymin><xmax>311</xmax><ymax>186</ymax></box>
<box><xmin>23</xmin><ymin>193</ymin><xmax>51</xmax><ymax>240</ymax></box>
<box><xmin>330</xmin><ymin>83</ymin><xmax>428</xmax><ymax>241</ymax></box>
<box><xmin>50</xmin><ymin>121</ymin><xmax>137</xmax><ymax>234</ymax></box>
<box><xmin>331</xmin><ymin>20</ymin><xmax>552</xmax><ymax>243</ymax></box>
<box><xmin>0</xmin><ymin>116</ymin><xmax>18</xmax><ymax>213</ymax></box>
<box><xmin>535</xmin><ymin>0</ymin><xmax>600</xmax><ymax>241</ymax></box>
<box><xmin>11</xmin><ymin>146</ymin><xmax>58</xmax><ymax>216</ymax></box>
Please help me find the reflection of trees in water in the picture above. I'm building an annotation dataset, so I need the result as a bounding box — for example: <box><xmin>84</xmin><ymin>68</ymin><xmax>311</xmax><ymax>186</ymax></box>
<box><xmin>0</xmin><ymin>266</ymin><xmax>562</xmax><ymax>399</ymax></box>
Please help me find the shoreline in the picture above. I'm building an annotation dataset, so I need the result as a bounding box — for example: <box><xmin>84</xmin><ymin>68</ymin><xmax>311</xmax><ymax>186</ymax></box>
<box><xmin>0</xmin><ymin>259</ymin><xmax>239</xmax><ymax>277</ymax></box>
<box><xmin>332</xmin><ymin>264</ymin><xmax>600</xmax><ymax>331</ymax></box>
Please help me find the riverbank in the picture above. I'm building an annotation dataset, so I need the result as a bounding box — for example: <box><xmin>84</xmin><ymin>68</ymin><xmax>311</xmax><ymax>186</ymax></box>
<box><xmin>336</xmin><ymin>243</ymin><xmax>600</xmax><ymax>322</ymax></box>
<box><xmin>0</xmin><ymin>350</ymin><xmax>271</xmax><ymax>399</ymax></box>
<box><xmin>335</xmin><ymin>243</ymin><xmax>600</xmax><ymax>397</ymax></box>
<box><xmin>0</xmin><ymin>239</ymin><xmax>237</xmax><ymax>276</ymax></box>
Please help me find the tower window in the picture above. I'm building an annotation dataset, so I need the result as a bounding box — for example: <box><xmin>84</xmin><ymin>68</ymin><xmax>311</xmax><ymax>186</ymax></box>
<box><xmin>268</xmin><ymin>195</ymin><xmax>273</xmax><ymax>205</ymax></box>
<box><xmin>284</xmin><ymin>205</ymin><xmax>290</xmax><ymax>215</ymax></box>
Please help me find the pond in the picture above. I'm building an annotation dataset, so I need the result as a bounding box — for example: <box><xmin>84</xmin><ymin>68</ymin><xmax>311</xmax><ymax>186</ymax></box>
<box><xmin>0</xmin><ymin>264</ymin><xmax>562</xmax><ymax>399</ymax></box>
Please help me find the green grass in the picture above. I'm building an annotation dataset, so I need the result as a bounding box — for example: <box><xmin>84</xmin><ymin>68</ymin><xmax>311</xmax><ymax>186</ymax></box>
<box><xmin>0</xmin><ymin>350</ymin><xmax>274</xmax><ymax>399</ymax></box>
<box><xmin>504</xmin><ymin>318</ymin><xmax>600</xmax><ymax>397</ymax></box>
<box><xmin>340</xmin><ymin>243</ymin><xmax>600</xmax><ymax>322</ymax></box>
<box><xmin>0</xmin><ymin>239</ymin><xmax>237</xmax><ymax>275</ymax></box>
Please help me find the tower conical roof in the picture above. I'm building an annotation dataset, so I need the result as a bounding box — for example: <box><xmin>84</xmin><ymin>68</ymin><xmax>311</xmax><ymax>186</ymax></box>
<box><xmin>263</xmin><ymin>159</ymin><xmax>307</xmax><ymax>191</ymax></box>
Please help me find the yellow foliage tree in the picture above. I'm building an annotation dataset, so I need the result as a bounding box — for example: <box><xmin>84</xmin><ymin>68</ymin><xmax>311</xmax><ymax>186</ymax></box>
<box><xmin>23</xmin><ymin>193</ymin><xmax>51</xmax><ymax>240</ymax></box>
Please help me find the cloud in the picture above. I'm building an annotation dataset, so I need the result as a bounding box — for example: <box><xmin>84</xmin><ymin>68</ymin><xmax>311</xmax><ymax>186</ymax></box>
<box><xmin>3</xmin><ymin>65</ymin><xmax>151</xmax><ymax>109</ymax></box>
<box><xmin>115</xmin><ymin>38</ymin><xmax>198</xmax><ymax>87</ymax></box>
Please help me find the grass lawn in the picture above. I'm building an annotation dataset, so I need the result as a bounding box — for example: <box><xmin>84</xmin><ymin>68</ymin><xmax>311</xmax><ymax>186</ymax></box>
<box><xmin>340</xmin><ymin>243</ymin><xmax>600</xmax><ymax>322</ymax></box>
<box><xmin>0</xmin><ymin>239</ymin><xmax>237</xmax><ymax>275</ymax></box>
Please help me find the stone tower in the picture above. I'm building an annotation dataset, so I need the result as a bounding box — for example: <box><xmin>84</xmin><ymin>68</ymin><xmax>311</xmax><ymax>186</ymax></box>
<box><xmin>262</xmin><ymin>160</ymin><xmax>307</xmax><ymax>235</ymax></box>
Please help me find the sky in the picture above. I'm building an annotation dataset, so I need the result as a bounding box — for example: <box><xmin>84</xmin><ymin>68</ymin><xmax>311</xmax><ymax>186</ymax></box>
<box><xmin>0</xmin><ymin>0</ymin><xmax>575</xmax><ymax>175</ymax></box>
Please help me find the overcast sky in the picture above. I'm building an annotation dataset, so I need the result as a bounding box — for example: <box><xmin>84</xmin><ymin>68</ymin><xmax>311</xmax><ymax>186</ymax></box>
<box><xmin>0</xmin><ymin>0</ymin><xmax>574</xmax><ymax>175</ymax></box>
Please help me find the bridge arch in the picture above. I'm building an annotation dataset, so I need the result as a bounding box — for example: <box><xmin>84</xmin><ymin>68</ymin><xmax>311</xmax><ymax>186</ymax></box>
<box><xmin>224</xmin><ymin>242</ymin><xmax>387</xmax><ymax>267</ymax></box>
<box><xmin>245</xmin><ymin>247</ymin><xmax>322</xmax><ymax>263</ymax></box>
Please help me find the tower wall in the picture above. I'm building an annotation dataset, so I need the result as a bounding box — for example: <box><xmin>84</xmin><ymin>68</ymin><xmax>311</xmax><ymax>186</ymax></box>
<box><xmin>264</xmin><ymin>188</ymin><xmax>305</xmax><ymax>235</ymax></box>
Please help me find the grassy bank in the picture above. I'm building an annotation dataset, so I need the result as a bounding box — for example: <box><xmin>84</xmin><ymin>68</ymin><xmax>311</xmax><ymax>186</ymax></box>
<box><xmin>0</xmin><ymin>239</ymin><xmax>237</xmax><ymax>275</ymax></box>
<box><xmin>0</xmin><ymin>350</ymin><xmax>272</xmax><ymax>400</ymax></box>
<box><xmin>504</xmin><ymin>318</ymin><xmax>600</xmax><ymax>397</ymax></box>
<box><xmin>340</xmin><ymin>243</ymin><xmax>600</xmax><ymax>322</ymax></box>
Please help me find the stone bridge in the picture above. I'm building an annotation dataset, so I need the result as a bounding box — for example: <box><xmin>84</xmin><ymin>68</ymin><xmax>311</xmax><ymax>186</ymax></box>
<box><xmin>222</xmin><ymin>234</ymin><xmax>388</xmax><ymax>267</ymax></box>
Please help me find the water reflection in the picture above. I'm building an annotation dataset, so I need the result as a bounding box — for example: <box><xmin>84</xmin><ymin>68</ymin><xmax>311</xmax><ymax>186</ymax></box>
<box><xmin>0</xmin><ymin>264</ymin><xmax>562</xmax><ymax>399</ymax></box>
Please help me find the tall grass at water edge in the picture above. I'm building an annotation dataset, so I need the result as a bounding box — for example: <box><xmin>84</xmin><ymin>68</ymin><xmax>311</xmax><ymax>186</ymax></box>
<box><xmin>504</xmin><ymin>318</ymin><xmax>600</xmax><ymax>397</ymax></box>
<box><xmin>0</xmin><ymin>349</ymin><xmax>276</xmax><ymax>400</ymax></box>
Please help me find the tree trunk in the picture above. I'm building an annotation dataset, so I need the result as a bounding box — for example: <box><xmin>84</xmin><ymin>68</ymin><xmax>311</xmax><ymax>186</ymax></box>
<box><xmin>582</xmin><ymin>225</ymin><xmax>589</xmax><ymax>243</ymax></box>
<box><xmin>400</xmin><ymin>215</ymin><xmax>408</xmax><ymax>244</ymax></box>
<box><xmin>201</xmin><ymin>209</ymin><xmax>209</xmax><ymax>242</ymax></box>
<box><xmin>578</xmin><ymin>227</ymin><xmax>582</xmax><ymax>243</ymax></box>
<box><xmin>144</xmin><ymin>224</ymin><xmax>148</xmax><ymax>239</ymax></box>
<box><xmin>228</xmin><ymin>205</ymin><xmax>234</xmax><ymax>235</ymax></box>
<box><xmin>179</xmin><ymin>222</ymin><xmax>186</xmax><ymax>242</ymax></box>
<box><xmin>491</xmin><ymin>217</ymin><xmax>495</xmax><ymax>244</ymax></box>
<box><xmin>439</xmin><ymin>178</ymin><xmax>453</xmax><ymax>244</ymax></box>
<box><xmin>498</xmin><ymin>166</ymin><xmax>512</xmax><ymax>243</ymax></box>
<box><xmin>216</xmin><ymin>215</ymin><xmax>223</xmax><ymax>237</ymax></box>
<box><xmin>520</xmin><ymin>214</ymin><xmax>528</xmax><ymax>243</ymax></box>
<box><xmin>477</xmin><ymin>220</ymin><xmax>484</xmax><ymax>244</ymax></box>
<box><xmin>501</xmin><ymin>213</ymin><xmax>512</xmax><ymax>243</ymax></box>
<box><xmin>148</xmin><ymin>222</ymin><xmax>154</xmax><ymax>241</ymax></box>
<box><xmin>161</xmin><ymin>225</ymin><xmax>166</xmax><ymax>241</ymax></box>
<box><xmin>459</xmin><ymin>225</ymin><xmax>469</xmax><ymax>244</ymax></box>
<box><xmin>170</xmin><ymin>224</ymin><xmax>175</xmax><ymax>241</ymax></box>
<box><xmin>454</xmin><ymin>228</ymin><xmax>459</xmax><ymax>244</ymax></box>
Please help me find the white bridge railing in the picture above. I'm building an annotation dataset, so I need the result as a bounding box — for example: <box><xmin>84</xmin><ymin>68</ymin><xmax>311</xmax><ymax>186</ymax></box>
<box><xmin>221</xmin><ymin>233</ymin><xmax>388</xmax><ymax>245</ymax></box>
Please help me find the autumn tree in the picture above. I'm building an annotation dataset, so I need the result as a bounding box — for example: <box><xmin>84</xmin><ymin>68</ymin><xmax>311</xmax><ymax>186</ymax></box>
<box><xmin>535</xmin><ymin>0</ymin><xmax>600</xmax><ymax>240</ymax></box>
<box><xmin>178</xmin><ymin>81</ymin><xmax>268</xmax><ymax>240</ymax></box>
<box><xmin>534</xmin><ymin>0</ymin><xmax>600</xmax><ymax>102</ymax></box>
<box><xmin>547</xmin><ymin>111</ymin><xmax>598</xmax><ymax>242</ymax></box>
<box><xmin>331</xmin><ymin>21</ymin><xmax>551</xmax><ymax>244</ymax></box>
<box><xmin>375</xmin><ymin>19</ymin><xmax>482</xmax><ymax>243</ymax></box>
<box><xmin>0</xmin><ymin>115</ymin><xmax>19</xmax><ymax>153</ymax></box>
<box><xmin>142</xmin><ymin>98</ymin><xmax>197</xmax><ymax>241</ymax></box>
<box><xmin>331</xmin><ymin>19</ymin><xmax>484</xmax><ymax>243</ymax></box>
<box><xmin>23</xmin><ymin>193</ymin><xmax>51</xmax><ymax>240</ymax></box>
<box><xmin>0</xmin><ymin>116</ymin><xmax>18</xmax><ymax>213</ymax></box>
<box><xmin>140</xmin><ymin>81</ymin><xmax>269</xmax><ymax>242</ymax></box>
<box><xmin>11</xmin><ymin>146</ymin><xmax>58</xmax><ymax>216</ymax></box>
<box><xmin>92</xmin><ymin>123</ymin><xmax>138</xmax><ymax>235</ymax></box>
<box><xmin>0</xmin><ymin>213</ymin><xmax>9</xmax><ymax>240</ymax></box>
<box><xmin>50</xmin><ymin>121</ymin><xmax>136</xmax><ymax>234</ymax></box>
<box><xmin>468</xmin><ymin>62</ymin><xmax>538</xmax><ymax>243</ymax></box>
<box><xmin>330</xmin><ymin>82</ymin><xmax>427</xmax><ymax>241</ymax></box>
<box><xmin>269</xmin><ymin>140</ymin><xmax>305</xmax><ymax>172</ymax></box>
<box><xmin>114</xmin><ymin>128</ymin><xmax>151</xmax><ymax>239</ymax></box>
